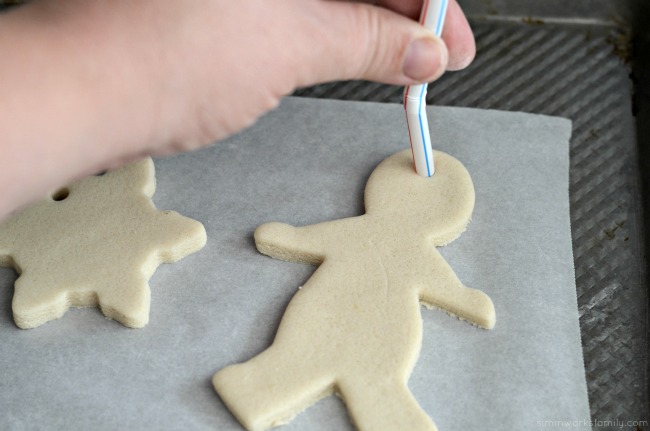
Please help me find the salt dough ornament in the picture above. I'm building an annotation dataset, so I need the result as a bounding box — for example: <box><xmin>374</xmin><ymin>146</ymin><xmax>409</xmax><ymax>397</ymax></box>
<box><xmin>0</xmin><ymin>158</ymin><xmax>206</xmax><ymax>329</ymax></box>
<box><xmin>213</xmin><ymin>149</ymin><xmax>495</xmax><ymax>431</ymax></box>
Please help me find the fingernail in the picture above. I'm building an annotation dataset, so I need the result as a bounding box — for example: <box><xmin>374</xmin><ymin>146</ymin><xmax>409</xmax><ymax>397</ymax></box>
<box><xmin>402</xmin><ymin>36</ymin><xmax>447</xmax><ymax>82</ymax></box>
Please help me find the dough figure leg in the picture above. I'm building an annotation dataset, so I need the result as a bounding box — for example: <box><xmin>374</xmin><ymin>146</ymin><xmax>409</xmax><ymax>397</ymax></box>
<box><xmin>213</xmin><ymin>347</ymin><xmax>334</xmax><ymax>431</ymax></box>
<box><xmin>339</xmin><ymin>377</ymin><xmax>437</xmax><ymax>431</ymax></box>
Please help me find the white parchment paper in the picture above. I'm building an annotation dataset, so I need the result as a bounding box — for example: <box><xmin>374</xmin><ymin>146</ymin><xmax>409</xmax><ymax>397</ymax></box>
<box><xmin>0</xmin><ymin>97</ymin><xmax>590</xmax><ymax>430</ymax></box>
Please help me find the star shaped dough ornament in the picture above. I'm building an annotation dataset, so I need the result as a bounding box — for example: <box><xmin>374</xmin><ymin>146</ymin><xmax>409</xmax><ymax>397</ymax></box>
<box><xmin>0</xmin><ymin>158</ymin><xmax>206</xmax><ymax>329</ymax></box>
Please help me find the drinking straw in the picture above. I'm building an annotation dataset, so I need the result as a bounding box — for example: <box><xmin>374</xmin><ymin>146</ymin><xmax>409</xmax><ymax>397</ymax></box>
<box><xmin>404</xmin><ymin>0</ymin><xmax>449</xmax><ymax>177</ymax></box>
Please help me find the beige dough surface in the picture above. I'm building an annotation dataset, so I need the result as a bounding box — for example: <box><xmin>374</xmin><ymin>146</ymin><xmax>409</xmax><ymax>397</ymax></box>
<box><xmin>213</xmin><ymin>149</ymin><xmax>495</xmax><ymax>431</ymax></box>
<box><xmin>0</xmin><ymin>158</ymin><xmax>206</xmax><ymax>329</ymax></box>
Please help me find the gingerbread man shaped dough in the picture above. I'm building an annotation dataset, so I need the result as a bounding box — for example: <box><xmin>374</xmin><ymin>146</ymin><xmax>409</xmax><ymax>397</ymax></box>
<box><xmin>0</xmin><ymin>158</ymin><xmax>206</xmax><ymax>329</ymax></box>
<box><xmin>214</xmin><ymin>149</ymin><xmax>495</xmax><ymax>431</ymax></box>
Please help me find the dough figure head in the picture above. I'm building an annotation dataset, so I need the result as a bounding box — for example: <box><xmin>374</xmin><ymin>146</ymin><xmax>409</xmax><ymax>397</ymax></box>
<box><xmin>214</xmin><ymin>149</ymin><xmax>494</xmax><ymax>431</ymax></box>
<box><xmin>364</xmin><ymin>150</ymin><xmax>475</xmax><ymax>245</ymax></box>
<box><xmin>0</xmin><ymin>158</ymin><xmax>207</xmax><ymax>329</ymax></box>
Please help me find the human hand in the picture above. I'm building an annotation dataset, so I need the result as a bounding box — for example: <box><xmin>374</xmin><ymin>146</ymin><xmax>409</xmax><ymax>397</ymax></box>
<box><xmin>0</xmin><ymin>0</ymin><xmax>474</xmax><ymax>219</ymax></box>
<box><xmin>143</xmin><ymin>0</ymin><xmax>476</xmax><ymax>152</ymax></box>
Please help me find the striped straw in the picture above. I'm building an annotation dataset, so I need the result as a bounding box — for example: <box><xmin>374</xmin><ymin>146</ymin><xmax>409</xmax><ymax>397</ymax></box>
<box><xmin>404</xmin><ymin>0</ymin><xmax>449</xmax><ymax>177</ymax></box>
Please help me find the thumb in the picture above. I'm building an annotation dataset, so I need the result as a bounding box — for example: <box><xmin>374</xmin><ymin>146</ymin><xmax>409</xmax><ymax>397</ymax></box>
<box><xmin>296</xmin><ymin>1</ymin><xmax>449</xmax><ymax>86</ymax></box>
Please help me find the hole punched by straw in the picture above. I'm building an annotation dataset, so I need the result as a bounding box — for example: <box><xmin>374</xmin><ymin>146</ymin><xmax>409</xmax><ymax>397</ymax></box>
<box><xmin>51</xmin><ymin>188</ymin><xmax>70</xmax><ymax>202</ymax></box>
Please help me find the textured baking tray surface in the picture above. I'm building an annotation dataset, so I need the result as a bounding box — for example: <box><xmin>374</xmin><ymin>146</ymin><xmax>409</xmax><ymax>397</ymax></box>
<box><xmin>296</xmin><ymin>18</ymin><xmax>648</xmax><ymax>427</ymax></box>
